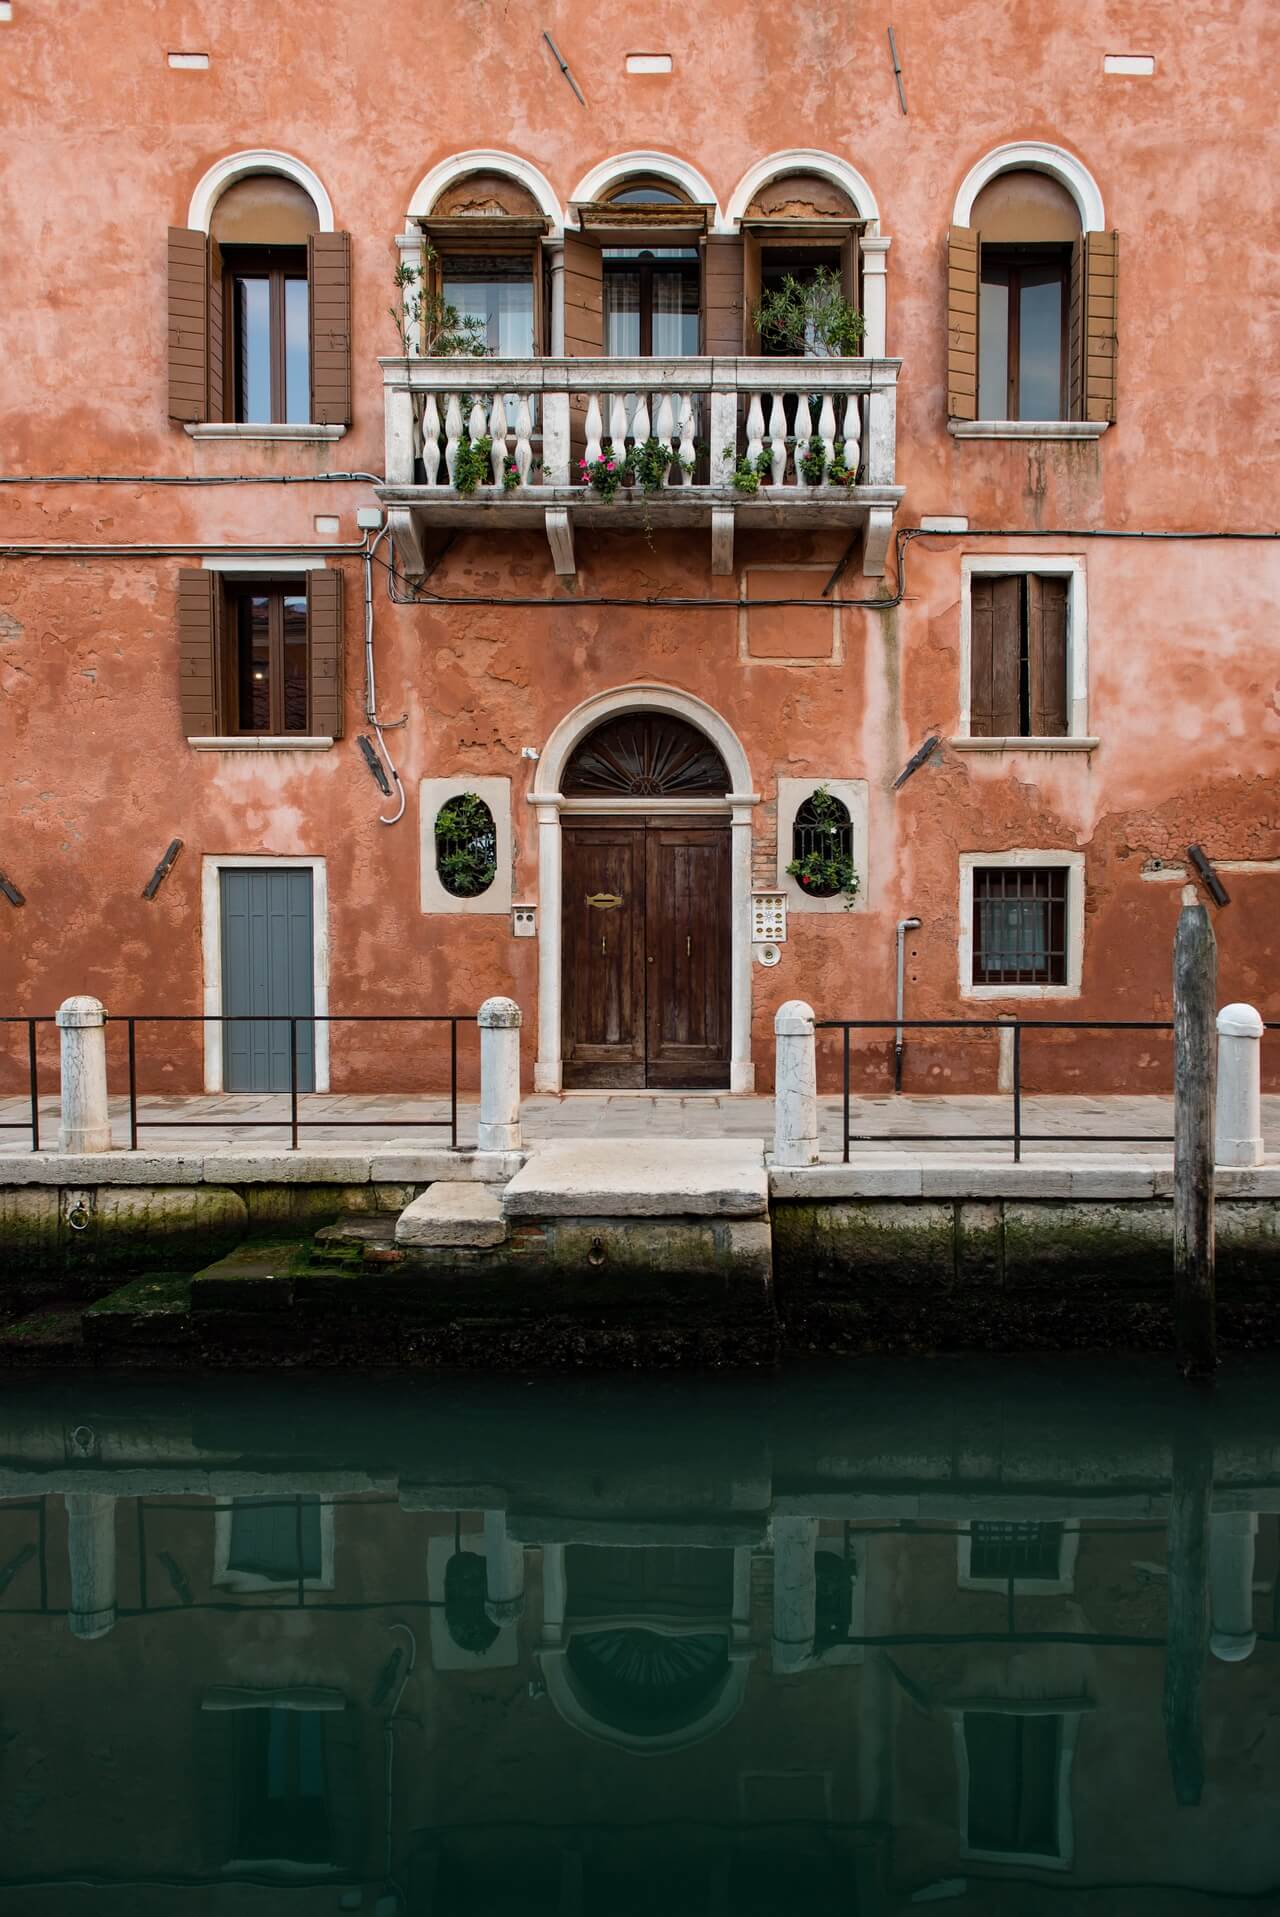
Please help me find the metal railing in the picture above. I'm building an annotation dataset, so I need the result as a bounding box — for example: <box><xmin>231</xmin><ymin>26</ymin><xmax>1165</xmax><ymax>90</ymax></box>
<box><xmin>117</xmin><ymin>1013</ymin><xmax>464</xmax><ymax>1152</ymax></box>
<box><xmin>816</xmin><ymin>1017</ymin><xmax>1177</xmax><ymax>1163</ymax></box>
<box><xmin>0</xmin><ymin>1016</ymin><xmax>52</xmax><ymax>1151</ymax></box>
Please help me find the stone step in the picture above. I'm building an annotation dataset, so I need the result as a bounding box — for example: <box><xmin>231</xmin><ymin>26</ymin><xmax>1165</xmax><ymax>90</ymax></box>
<box><xmin>395</xmin><ymin>1182</ymin><xmax>508</xmax><ymax>1249</ymax></box>
<box><xmin>502</xmin><ymin>1138</ymin><xmax>769</xmax><ymax>1220</ymax></box>
<box><xmin>189</xmin><ymin>1241</ymin><xmax>299</xmax><ymax>1312</ymax></box>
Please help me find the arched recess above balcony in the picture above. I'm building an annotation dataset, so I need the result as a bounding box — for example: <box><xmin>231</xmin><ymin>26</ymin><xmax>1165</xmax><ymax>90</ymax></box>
<box><xmin>186</xmin><ymin>149</ymin><xmax>334</xmax><ymax>234</ymax></box>
<box><xmin>406</xmin><ymin>149</ymin><xmax>564</xmax><ymax>238</ymax></box>
<box><xmin>725</xmin><ymin>150</ymin><xmax>881</xmax><ymax>230</ymax></box>
<box><xmin>951</xmin><ymin>140</ymin><xmax>1105</xmax><ymax>233</ymax></box>
<box><xmin>569</xmin><ymin>151</ymin><xmax>721</xmax><ymax>229</ymax></box>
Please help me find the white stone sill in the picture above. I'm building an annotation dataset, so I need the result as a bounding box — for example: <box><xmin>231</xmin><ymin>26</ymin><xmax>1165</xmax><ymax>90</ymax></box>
<box><xmin>184</xmin><ymin>422</ymin><xmax>347</xmax><ymax>442</ymax></box>
<box><xmin>949</xmin><ymin>736</ymin><xmax>1099</xmax><ymax>754</ymax></box>
<box><xmin>187</xmin><ymin>736</ymin><xmax>334</xmax><ymax>752</ymax></box>
<box><xmin>948</xmin><ymin>420</ymin><xmax>1109</xmax><ymax>441</ymax></box>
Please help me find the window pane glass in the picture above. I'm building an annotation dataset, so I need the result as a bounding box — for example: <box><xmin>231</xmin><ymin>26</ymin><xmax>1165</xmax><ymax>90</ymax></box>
<box><xmin>1019</xmin><ymin>272</ymin><xmax>1063</xmax><ymax>419</ymax></box>
<box><xmin>235</xmin><ymin>277</ymin><xmax>272</xmax><ymax>422</ymax></box>
<box><xmin>610</xmin><ymin>186</ymin><xmax>683</xmax><ymax>205</ymax></box>
<box><xmin>604</xmin><ymin>269</ymin><xmax>641</xmax><ymax>355</ymax></box>
<box><xmin>651</xmin><ymin>269</ymin><xmax>699</xmax><ymax>356</ymax></box>
<box><xmin>282</xmin><ymin>594</ymin><xmax>308</xmax><ymax>732</ymax></box>
<box><xmin>284</xmin><ymin>277</ymin><xmax>309</xmax><ymax>423</ymax></box>
<box><xmin>228</xmin><ymin>1494</ymin><xmax>322</xmax><ymax>1578</ymax></box>
<box><xmin>443</xmin><ymin>275</ymin><xmax>535</xmax><ymax>355</ymax></box>
<box><xmin>237</xmin><ymin>595</ymin><xmax>271</xmax><ymax>731</ymax></box>
<box><xmin>979</xmin><ymin>897</ymin><xmax>1049</xmax><ymax>976</ymax></box>
<box><xmin>978</xmin><ymin>273</ymin><xmax>1009</xmax><ymax>418</ymax></box>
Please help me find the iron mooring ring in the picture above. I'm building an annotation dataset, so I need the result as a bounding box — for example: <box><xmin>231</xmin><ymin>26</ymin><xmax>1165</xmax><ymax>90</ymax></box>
<box><xmin>587</xmin><ymin>1235</ymin><xmax>607</xmax><ymax>1268</ymax></box>
<box><xmin>67</xmin><ymin>1203</ymin><xmax>90</xmax><ymax>1232</ymax></box>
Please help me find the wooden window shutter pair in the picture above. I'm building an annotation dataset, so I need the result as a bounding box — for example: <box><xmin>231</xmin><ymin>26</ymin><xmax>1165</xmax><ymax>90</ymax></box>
<box><xmin>969</xmin><ymin>574</ymin><xmax>1068</xmax><ymax>737</ymax></box>
<box><xmin>175</xmin><ymin>569</ymin><xmax>344</xmax><ymax>739</ymax></box>
<box><xmin>166</xmin><ymin>225</ymin><xmax>353</xmax><ymax>425</ymax></box>
<box><xmin>1068</xmin><ymin>230</ymin><xmax>1119</xmax><ymax>422</ymax></box>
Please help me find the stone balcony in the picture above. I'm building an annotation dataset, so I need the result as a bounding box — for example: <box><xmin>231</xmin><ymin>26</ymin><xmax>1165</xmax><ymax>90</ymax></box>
<box><xmin>378</xmin><ymin>355</ymin><xmax>903</xmax><ymax>579</ymax></box>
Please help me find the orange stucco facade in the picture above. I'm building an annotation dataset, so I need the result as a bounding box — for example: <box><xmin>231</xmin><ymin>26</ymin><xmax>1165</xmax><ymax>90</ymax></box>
<box><xmin>1</xmin><ymin>0</ymin><xmax>1277</xmax><ymax>1098</ymax></box>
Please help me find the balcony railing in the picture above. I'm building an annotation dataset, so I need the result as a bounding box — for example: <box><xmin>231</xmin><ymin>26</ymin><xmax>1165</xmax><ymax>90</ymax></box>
<box><xmin>379</xmin><ymin>355</ymin><xmax>903</xmax><ymax>579</ymax></box>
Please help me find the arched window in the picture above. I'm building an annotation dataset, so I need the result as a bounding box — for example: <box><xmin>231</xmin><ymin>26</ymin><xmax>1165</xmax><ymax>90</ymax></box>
<box><xmin>563</xmin><ymin>712</ymin><xmax>730</xmax><ymax>796</ymax></box>
<box><xmin>788</xmin><ymin>789</ymin><xmax>857</xmax><ymax>899</ymax></box>
<box><xmin>212</xmin><ymin>176</ymin><xmax>320</xmax><ymax>423</ymax></box>
<box><xmin>434</xmin><ymin>793</ymin><xmax>498</xmax><ymax>898</ymax></box>
<box><xmin>570</xmin><ymin>164</ymin><xmax>713</xmax><ymax>361</ymax></box>
<box><xmin>421</xmin><ymin>169</ymin><xmax>550</xmax><ymax>358</ymax></box>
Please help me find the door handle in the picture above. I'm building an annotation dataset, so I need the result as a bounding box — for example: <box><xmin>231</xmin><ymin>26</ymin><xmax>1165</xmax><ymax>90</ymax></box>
<box><xmin>601</xmin><ymin>935</ymin><xmax>607</xmax><ymax>957</ymax></box>
<box><xmin>686</xmin><ymin>934</ymin><xmax>692</xmax><ymax>958</ymax></box>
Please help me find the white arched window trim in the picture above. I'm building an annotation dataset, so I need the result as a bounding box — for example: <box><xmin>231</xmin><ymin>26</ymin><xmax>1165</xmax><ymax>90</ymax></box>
<box><xmin>186</xmin><ymin>149</ymin><xmax>334</xmax><ymax>234</ymax></box>
<box><xmin>952</xmin><ymin>141</ymin><xmax>1106</xmax><ymax>233</ymax></box>
<box><xmin>569</xmin><ymin>150</ymin><xmax>722</xmax><ymax>227</ymax></box>
<box><xmin>724</xmin><ymin>148</ymin><xmax>881</xmax><ymax>228</ymax></box>
<box><xmin>406</xmin><ymin>148</ymin><xmax>564</xmax><ymax>238</ymax></box>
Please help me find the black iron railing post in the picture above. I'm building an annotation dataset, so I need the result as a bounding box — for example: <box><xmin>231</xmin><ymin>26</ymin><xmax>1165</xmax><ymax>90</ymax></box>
<box><xmin>1012</xmin><ymin>1022</ymin><xmax>1022</xmax><ymax>1164</ymax></box>
<box><xmin>27</xmin><ymin>1017</ymin><xmax>39</xmax><ymax>1152</ymax></box>
<box><xmin>842</xmin><ymin>1025</ymin><xmax>851</xmax><ymax>1164</ymax></box>
<box><xmin>289</xmin><ymin>1017</ymin><xmax>299</xmax><ymax>1151</ymax></box>
<box><xmin>450</xmin><ymin>1018</ymin><xmax>458</xmax><ymax>1150</ymax></box>
<box><xmin>127</xmin><ymin>1017</ymin><xmax>138</xmax><ymax>1152</ymax></box>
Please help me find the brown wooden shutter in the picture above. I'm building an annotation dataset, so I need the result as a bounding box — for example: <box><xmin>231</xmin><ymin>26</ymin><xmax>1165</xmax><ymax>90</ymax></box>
<box><xmin>532</xmin><ymin>237</ymin><xmax>547</xmax><ymax>357</ymax></box>
<box><xmin>177</xmin><ymin>568</ymin><xmax>221</xmax><ymax>736</ymax></box>
<box><xmin>562</xmin><ymin>232</ymin><xmax>603</xmax><ymax>354</ymax></box>
<box><xmin>206</xmin><ymin>235</ymin><xmax>225</xmax><ymax>423</ymax></box>
<box><xmin>1068</xmin><ymin>235</ymin><xmax>1085</xmax><ymax>420</ymax></box>
<box><xmin>307</xmin><ymin>568</ymin><xmax>344</xmax><ymax>738</ymax></box>
<box><xmin>839</xmin><ymin>228</ymin><xmax>859</xmax><ymax>311</ymax></box>
<box><xmin>1083</xmin><ymin>230</ymin><xmax>1118</xmax><ymax>422</ymax></box>
<box><xmin>742</xmin><ymin>234</ymin><xmax>762</xmax><ymax>353</ymax></box>
<box><xmin>309</xmin><ymin>231</ymin><xmax>352</xmax><ymax>426</ymax></box>
<box><xmin>1028</xmin><ymin>574</ymin><xmax>1069</xmax><ymax>736</ymax></box>
<box><xmin>168</xmin><ymin>228</ymin><xmax>211</xmax><ymax>422</ymax></box>
<box><xmin>969</xmin><ymin>574</ymin><xmax>1020</xmax><ymax>736</ymax></box>
<box><xmin>701</xmin><ymin>236</ymin><xmax>744</xmax><ymax>354</ymax></box>
<box><xmin>947</xmin><ymin>225</ymin><xmax>979</xmax><ymax>420</ymax></box>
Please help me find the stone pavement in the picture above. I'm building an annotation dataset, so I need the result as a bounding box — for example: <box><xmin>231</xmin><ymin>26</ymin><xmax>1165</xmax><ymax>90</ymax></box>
<box><xmin>1</xmin><ymin>1090</ymin><xmax>1277</xmax><ymax>1157</ymax></box>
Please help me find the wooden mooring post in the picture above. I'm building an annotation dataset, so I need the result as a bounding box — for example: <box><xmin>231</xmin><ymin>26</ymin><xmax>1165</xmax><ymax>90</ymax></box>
<box><xmin>1173</xmin><ymin>895</ymin><xmax>1218</xmax><ymax>1378</ymax></box>
<box><xmin>1162</xmin><ymin>1399</ymin><xmax>1213</xmax><ymax>1805</ymax></box>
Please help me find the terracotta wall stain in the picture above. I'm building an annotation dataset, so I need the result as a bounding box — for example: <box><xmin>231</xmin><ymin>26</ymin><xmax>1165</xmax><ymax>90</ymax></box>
<box><xmin>0</xmin><ymin>0</ymin><xmax>1277</xmax><ymax>1094</ymax></box>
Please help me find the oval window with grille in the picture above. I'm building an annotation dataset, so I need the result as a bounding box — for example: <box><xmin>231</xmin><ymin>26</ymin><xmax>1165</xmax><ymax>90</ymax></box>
<box><xmin>788</xmin><ymin>788</ymin><xmax>858</xmax><ymax>901</ymax></box>
<box><xmin>434</xmin><ymin>792</ymin><xmax>498</xmax><ymax>899</ymax></box>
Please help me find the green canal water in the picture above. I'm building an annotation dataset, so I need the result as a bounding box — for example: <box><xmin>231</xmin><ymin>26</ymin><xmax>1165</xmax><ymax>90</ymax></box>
<box><xmin>1</xmin><ymin>1358</ymin><xmax>1278</xmax><ymax>1913</ymax></box>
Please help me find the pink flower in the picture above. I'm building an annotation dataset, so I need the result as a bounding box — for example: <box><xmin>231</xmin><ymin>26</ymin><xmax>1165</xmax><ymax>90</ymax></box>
<box><xmin>606</xmin><ymin>461</ymin><xmax>615</xmax><ymax>472</ymax></box>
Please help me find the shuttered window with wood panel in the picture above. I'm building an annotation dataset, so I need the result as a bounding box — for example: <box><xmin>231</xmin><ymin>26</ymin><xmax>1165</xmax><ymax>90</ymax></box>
<box><xmin>177</xmin><ymin>568</ymin><xmax>221</xmax><ymax>735</ymax></box>
<box><xmin>947</xmin><ymin>225</ymin><xmax>979</xmax><ymax>420</ymax></box>
<box><xmin>306</xmin><ymin>568</ymin><xmax>344</xmax><ymax>739</ymax></box>
<box><xmin>701</xmin><ymin>236</ymin><xmax>744</xmax><ymax>354</ymax></box>
<box><xmin>562</xmin><ymin>232</ymin><xmax>604</xmax><ymax>355</ymax></box>
<box><xmin>969</xmin><ymin>574</ymin><xmax>1069</xmax><ymax>738</ymax></box>
<box><xmin>1069</xmin><ymin>230</ymin><xmax>1118</xmax><ymax>422</ymax></box>
<box><xmin>177</xmin><ymin>569</ymin><xmax>343</xmax><ymax>739</ymax></box>
<box><xmin>308</xmin><ymin>231</ymin><xmax>352</xmax><ymax>425</ymax></box>
<box><xmin>168</xmin><ymin>228</ymin><xmax>213</xmax><ymax>421</ymax></box>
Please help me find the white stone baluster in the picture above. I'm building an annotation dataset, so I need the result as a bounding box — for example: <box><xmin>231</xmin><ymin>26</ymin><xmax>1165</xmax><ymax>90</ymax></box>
<box><xmin>745</xmin><ymin>394</ymin><xmax>765</xmax><ymax>467</ymax></box>
<box><xmin>655</xmin><ymin>393</ymin><xmax>675</xmax><ymax>482</ymax></box>
<box><xmin>444</xmin><ymin>395</ymin><xmax>463</xmax><ymax>487</ymax></box>
<box><xmin>768</xmin><ymin>393</ymin><xmax>787</xmax><ymax>484</ymax></box>
<box><xmin>420</xmin><ymin>393</ymin><xmax>441</xmax><ymax>485</ymax></box>
<box><xmin>774</xmin><ymin>1001</ymin><xmax>819</xmax><ymax>1168</ymax></box>
<box><xmin>841</xmin><ymin>391</ymin><xmax>862</xmax><ymax>479</ymax></box>
<box><xmin>477</xmin><ymin>996</ymin><xmax>522</xmax><ymax>1153</ymax></box>
<box><xmin>489</xmin><ymin>393</ymin><xmax>509</xmax><ymax>484</ymax></box>
<box><xmin>632</xmin><ymin>394</ymin><xmax>651</xmax><ymax>447</ymax></box>
<box><xmin>609</xmin><ymin>394</ymin><xmax>629</xmax><ymax>456</ymax></box>
<box><xmin>793</xmin><ymin>392</ymin><xmax>813</xmax><ymax>486</ymax></box>
<box><xmin>818</xmin><ymin>394</ymin><xmax>837</xmax><ymax>477</ymax></box>
<box><xmin>584</xmin><ymin>395</ymin><xmax>603</xmax><ymax>471</ymax></box>
<box><xmin>468</xmin><ymin>397</ymin><xmax>488</xmax><ymax>466</ymax></box>
<box><xmin>514</xmin><ymin>396</ymin><xmax>534</xmax><ymax>487</ymax></box>
<box><xmin>678</xmin><ymin>395</ymin><xmax>696</xmax><ymax>483</ymax></box>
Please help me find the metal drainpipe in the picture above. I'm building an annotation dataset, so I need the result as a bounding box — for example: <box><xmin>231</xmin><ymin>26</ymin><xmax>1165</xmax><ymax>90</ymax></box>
<box><xmin>894</xmin><ymin>918</ymin><xmax>922</xmax><ymax>1093</ymax></box>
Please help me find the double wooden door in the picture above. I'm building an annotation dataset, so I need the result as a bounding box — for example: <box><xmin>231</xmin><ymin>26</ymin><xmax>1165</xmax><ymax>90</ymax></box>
<box><xmin>561</xmin><ymin>818</ymin><xmax>731</xmax><ymax>1089</ymax></box>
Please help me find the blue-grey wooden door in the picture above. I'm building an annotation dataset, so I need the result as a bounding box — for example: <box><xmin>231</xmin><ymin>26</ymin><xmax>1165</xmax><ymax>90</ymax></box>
<box><xmin>220</xmin><ymin>867</ymin><xmax>316</xmax><ymax>1093</ymax></box>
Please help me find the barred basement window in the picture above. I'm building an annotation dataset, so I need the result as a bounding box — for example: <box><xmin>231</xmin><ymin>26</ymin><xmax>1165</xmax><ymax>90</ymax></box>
<box><xmin>434</xmin><ymin>793</ymin><xmax>498</xmax><ymax>899</ymax></box>
<box><xmin>972</xmin><ymin>866</ymin><xmax>1068</xmax><ymax>985</ymax></box>
<box><xmin>969</xmin><ymin>1520</ymin><xmax>1063</xmax><ymax>1581</ymax></box>
<box><xmin>790</xmin><ymin>789</ymin><xmax>856</xmax><ymax>899</ymax></box>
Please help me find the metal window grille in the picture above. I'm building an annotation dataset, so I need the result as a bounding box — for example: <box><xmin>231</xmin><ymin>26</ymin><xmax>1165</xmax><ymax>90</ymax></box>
<box><xmin>969</xmin><ymin>1520</ymin><xmax>1064</xmax><ymax>1581</ymax></box>
<box><xmin>792</xmin><ymin>793</ymin><xmax>854</xmax><ymax>898</ymax></box>
<box><xmin>973</xmin><ymin>866</ymin><xmax>1068</xmax><ymax>985</ymax></box>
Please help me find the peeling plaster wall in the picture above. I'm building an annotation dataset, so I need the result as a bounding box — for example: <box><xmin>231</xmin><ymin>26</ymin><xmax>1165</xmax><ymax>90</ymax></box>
<box><xmin>0</xmin><ymin>0</ymin><xmax>1277</xmax><ymax>1094</ymax></box>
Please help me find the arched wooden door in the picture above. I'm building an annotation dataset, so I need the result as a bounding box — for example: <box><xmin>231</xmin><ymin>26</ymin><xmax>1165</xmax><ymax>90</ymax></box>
<box><xmin>560</xmin><ymin>714</ymin><xmax>732</xmax><ymax>1089</ymax></box>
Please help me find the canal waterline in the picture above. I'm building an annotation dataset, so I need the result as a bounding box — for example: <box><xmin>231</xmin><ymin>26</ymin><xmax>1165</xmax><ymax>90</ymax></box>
<box><xmin>2</xmin><ymin>1358</ymin><xmax>1278</xmax><ymax>1910</ymax></box>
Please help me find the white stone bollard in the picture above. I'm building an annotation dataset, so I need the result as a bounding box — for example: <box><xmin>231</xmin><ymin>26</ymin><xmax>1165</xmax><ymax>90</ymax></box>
<box><xmin>771</xmin><ymin>1515</ymin><xmax>819</xmax><ymax>1672</ymax></box>
<box><xmin>1209</xmin><ymin>1510</ymin><xmax>1258</xmax><ymax>1662</ymax></box>
<box><xmin>482</xmin><ymin>1508</ymin><xmax>525</xmax><ymax>1625</ymax></box>
<box><xmin>477</xmin><ymin>997</ymin><xmax>522</xmax><ymax>1153</ymax></box>
<box><xmin>57</xmin><ymin>996</ymin><xmax>111</xmax><ymax>1154</ymax></box>
<box><xmin>66</xmin><ymin>1492</ymin><xmax>118</xmax><ymax>1640</ymax></box>
<box><xmin>1215</xmin><ymin>1003</ymin><xmax>1264</xmax><ymax>1168</ymax></box>
<box><xmin>774</xmin><ymin>1000</ymin><xmax>819</xmax><ymax>1168</ymax></box>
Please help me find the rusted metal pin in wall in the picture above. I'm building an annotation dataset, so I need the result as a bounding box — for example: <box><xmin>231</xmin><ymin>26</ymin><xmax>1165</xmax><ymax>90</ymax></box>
<box><xmin>887</xmin><ymin>26</ymin><xmax>908</xmax><ymax>113</ymax></box>
<box><xmin>1173</xmin><ymin>893</ymin><xmax>1218</xmax><ymax>1378</ymax></box>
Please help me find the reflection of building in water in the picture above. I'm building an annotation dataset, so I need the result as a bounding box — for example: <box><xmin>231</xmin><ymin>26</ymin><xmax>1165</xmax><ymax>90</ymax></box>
<box><xmin>2</xmin><ymin>1384</ymin><xmax>1280</xmax><ymax>1912</ymax></box>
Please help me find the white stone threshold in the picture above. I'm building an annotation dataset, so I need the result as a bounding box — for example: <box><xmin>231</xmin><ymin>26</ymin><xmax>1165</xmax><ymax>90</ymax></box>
<box><xmin>184</xmin><ymin>422</ymin><xmax>347</xmax><ymax>442</ymax></box>
<box><xmin>948</xmin><ymin>419</ymin><xmax>1109</xmax><ymax>441</ymax></box>
<box><xmin>948</xmin><ymin>735</ymin><xmax>1099</xmax><ymax>754</ymax></box>
<box><xmin>187</xmin><ymin>736</ymin><xmax>334</xmax><ymax>752</ymax></box>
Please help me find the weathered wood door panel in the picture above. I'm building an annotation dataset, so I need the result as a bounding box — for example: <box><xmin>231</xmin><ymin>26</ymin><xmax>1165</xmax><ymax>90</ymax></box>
<box><xmin>560</xmin><ymin>819</ymin><xmax>730</xmax><ymax>1090</ymax></box>
<box><xmin>561</xmin><ymin>824</ymin><xmax>647</xmax><ymax>1088</ymax></box>
<box><xmin>645</xmin><ymin>825</ymin><xmax>731</xmax><ymax>1088</ymax></box>
<box><xmin>220</xmin><ymin>867</ymin><xmax>315</xmax><ymax>1092</ymax></box>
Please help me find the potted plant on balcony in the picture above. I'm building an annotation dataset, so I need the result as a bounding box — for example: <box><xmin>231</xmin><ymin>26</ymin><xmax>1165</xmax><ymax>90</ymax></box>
<box><xmin>753</xmin><ymin>266</ymin><xmax>864</xmax><ymax>358</ymax></box>
<box><xmin>389</xmin><ymin>246</ymin><xmax>490</xmax><ymax>359</ymax></box>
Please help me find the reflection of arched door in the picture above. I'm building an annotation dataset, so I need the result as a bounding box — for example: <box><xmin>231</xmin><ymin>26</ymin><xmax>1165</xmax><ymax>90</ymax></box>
<box><xmin>560</xmin><ymin>713</ymin><xmax>732</xmax><ymax>1088</ymax></box>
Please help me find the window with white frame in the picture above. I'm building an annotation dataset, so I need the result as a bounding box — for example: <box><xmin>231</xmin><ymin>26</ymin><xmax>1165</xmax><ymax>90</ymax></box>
<box><xmin>957</xmin><ymin>557</ymin><xmax>1091</xmax><ymax>746</ymax></box>
<box><xmin>959</xmin><ymin>852</ymin><xmax>1084</xmax><ymax>998</ymax></box>
<box><xmin>958</xmin><ymin>1519</ymin><xmax>1080</xmax><ymax>1594</ymax></box>
<box><xmin>214</xmin><ymin>1495</ymin><xmax>335</xmax><ymax>1593</ymax></box>
<box><xmin>775</xmin><ymin>777</ymin><xmax>869</xmax><ymax>914</ymax></box>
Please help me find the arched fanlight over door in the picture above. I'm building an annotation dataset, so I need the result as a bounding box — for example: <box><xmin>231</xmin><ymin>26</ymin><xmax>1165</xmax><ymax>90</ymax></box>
<box><xmin>562</xmin><ymin>712</ymin><xmax>731</xmax><ymax>798</ymax></box>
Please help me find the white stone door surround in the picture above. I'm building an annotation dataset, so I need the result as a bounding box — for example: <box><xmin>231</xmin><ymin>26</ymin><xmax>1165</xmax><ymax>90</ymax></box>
<box><xmin>530</xmin><ymin>684</ymin><xmax>759</xmax><ymax>1093</ymax></box>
